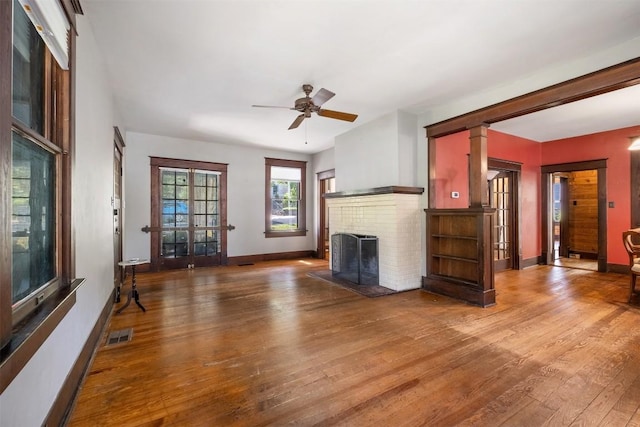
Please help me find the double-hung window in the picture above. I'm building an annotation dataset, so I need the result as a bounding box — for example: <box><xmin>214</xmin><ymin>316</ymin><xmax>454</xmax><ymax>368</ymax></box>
<box><xmin>1</xmin><ymin>0</ymin><xmax>73</xmax><ymax>348</ymax></box>
<box><xmin>265</xmin><ymin>158</ymin><xmax>307</xmax><ymax>237</ymax></box>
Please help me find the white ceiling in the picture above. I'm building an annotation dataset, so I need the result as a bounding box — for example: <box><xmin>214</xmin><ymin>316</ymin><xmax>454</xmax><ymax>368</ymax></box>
<box><xmin>82</xmin><ymin>0</ymin><xmax>640</xmax><ymax>153</ymax></box>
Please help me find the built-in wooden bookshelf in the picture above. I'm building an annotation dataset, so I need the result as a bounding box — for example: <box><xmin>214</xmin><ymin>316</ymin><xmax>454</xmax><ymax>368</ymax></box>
<box><xmin>424</xmin><ymin>208</ymin><xmax>496</xmax><ymax>307</ymax></box>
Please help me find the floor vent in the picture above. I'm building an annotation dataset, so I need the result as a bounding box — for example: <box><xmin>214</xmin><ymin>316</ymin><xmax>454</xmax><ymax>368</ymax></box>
<box><xmin>106</xmin><ymin>328</ymin><xmax>133</xmax><ymax>346</ymax></box>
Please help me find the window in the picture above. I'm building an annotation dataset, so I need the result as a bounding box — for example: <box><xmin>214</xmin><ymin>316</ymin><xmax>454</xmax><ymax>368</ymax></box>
<box><xmin>12</xmin><ymin>1</ymin><xmax>45</xmax><ymax>133</ymax></box>
<box><xmin>12</xmin><ymin>131</ymin><xmax>56</xmax><ymax>303</ymax></box>
<box><xmin>1</xmin><ymin>0</ymin><xmax>73</xmax><ymax>342</ymax></box>
<box><xmin>265</xmin><ymin>158</ymin><xmax>307</xmax><ymax>237</ymax></box>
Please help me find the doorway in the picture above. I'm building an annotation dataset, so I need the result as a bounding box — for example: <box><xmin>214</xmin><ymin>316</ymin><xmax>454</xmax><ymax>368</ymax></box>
<box><xmin>550</xmin><ymin>170</ymin><xmax>599</xmax><ymax>271</ymax></box>
<box><xmin>113</xmin><ymin>128</ymin><xmax>124</xmax><ymax>288</ymax></box>
<box><xmin>149</xmin><ymin>157</ymin><xmax>228</xmax><ymax>270</ymax></box>
<box><xmin>488</xmin><ymin>158</ymin><xmax>521</xmax><ymax>272</ymax></box>
<box><xmin>542</xmin><ymin>160</ymin><xmax>607</xmax><ymax>272</ymax></box>
<box><xmin>317</xmin><ymin>170</ymin><xmax>335</xmax><ymax>260</ymax></box>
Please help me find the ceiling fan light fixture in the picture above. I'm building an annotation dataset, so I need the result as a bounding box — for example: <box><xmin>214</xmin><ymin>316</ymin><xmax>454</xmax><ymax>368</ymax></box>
<box><xmin>253</xmin><ymin>84</ymin><xmax>357</xmax><ymax>130</ymax></box>
<box><xmin>629</xmin><ymin>136</ymin><xmax>640</xmax><ymax>151</ymax></box>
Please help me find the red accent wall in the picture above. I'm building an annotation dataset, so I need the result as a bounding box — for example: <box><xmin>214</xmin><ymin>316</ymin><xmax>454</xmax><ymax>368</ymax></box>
<box><xmin>541</xmin><ymin>126</ymin><xmax>639</xmax><ymax>265</ymax></box>
<box><xmin>435</xmin><ymin>131</ymin><xmax>469</xmax><ymax>209</ymax></box>
<box><xmin>434</xmin><ymin>126</ymin><xmax>639</xmax><ymax>266</ymax></box>
<box><xmin>487</xmin><ymin>130</ymin><xmax>541</xmax><ymax>261</ymax></box>
<box><xmin>435</xmin><ymin>129</ymin><xmax>541</xmax><ymax>261</ymax></box>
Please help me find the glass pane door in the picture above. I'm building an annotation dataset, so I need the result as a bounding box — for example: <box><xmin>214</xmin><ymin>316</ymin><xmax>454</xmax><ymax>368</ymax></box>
<box><xmin>192</xmin><ymin>171</ymin><xmax>221</xmax><ymax>266</ymax></box>
<box><xmin>491</xmin><ymin>171</ymin><xmax>513</xmax><ymax>271</ymax></box>
<box><xmin>161</xmin><ymin>169</ymin><xmax>190</xmax><ymax>260</ymax></box>
<box><xmin>158</xmin><ymin>168</ymin><xmax>223</xmax><ymax>269</ymax></box>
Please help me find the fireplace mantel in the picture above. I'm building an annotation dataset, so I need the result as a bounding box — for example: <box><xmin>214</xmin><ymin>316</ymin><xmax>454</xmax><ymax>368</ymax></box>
<box><xmin>324</xmin><ymin>186</ymin><xmax>424</xmax><ymax>199</ymax></box>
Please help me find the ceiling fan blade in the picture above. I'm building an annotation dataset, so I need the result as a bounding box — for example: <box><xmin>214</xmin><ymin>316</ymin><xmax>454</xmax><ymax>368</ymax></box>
<box><xmin>317</xmin><ymin>109</ymin><xmax>358</xmax><ymax>122</ymax></box>
<box><xmin>311</xmin><ymin>88</ymin><xmax>335</xmax><ymax>107</ymax></box>
<box><xmin>252</xmin><ymin>104</ymin><xmax>293</xmax><ymax>109</ymax></box>
<box><xmin>288</xmin><ymin>114</ymin><xmax>305</xmax><ymax>130</ymax></box>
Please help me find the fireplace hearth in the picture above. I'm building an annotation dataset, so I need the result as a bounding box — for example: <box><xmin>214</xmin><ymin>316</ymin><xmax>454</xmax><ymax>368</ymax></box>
<box><xmin>331</xmin><ymin>233</ymin><xmax>379</xmax><ymax>286</ymax></box>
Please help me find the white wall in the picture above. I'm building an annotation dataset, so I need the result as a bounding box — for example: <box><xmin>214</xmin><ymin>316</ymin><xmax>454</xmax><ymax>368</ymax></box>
<box><xmin>335</xmin><ymin>112</ymin><xmax>399</xmax><ymax>192</ymax></box>
<box><xmin>123</xmin><ymin>132</ymin><xmax>315</xmax><ymax>260</ymax></box>
<box><xmin>0</xmin><ymin>15</ymin><xmax>119</xmax><ymax>426</ymax></box>
<box><xmin>334</xmin><ymin>110</ymin><xmax>419</xmax><ymax>192</ymax></box>
<box><xmin>312</xmin><ymin>147</ymin><xmax>335</xmax><ymax>176</ymax></box>
<box><xmin>397</xmin><ymin>110</ymin><xmax>418</xmax><ymax>187</ymax></box>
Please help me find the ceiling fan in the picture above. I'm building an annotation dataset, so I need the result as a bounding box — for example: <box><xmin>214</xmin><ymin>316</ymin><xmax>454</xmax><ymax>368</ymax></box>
<box><xmin>252</xmin><ymin>84</ymin><xmax>358</xmax><ymax>130</ymax></box>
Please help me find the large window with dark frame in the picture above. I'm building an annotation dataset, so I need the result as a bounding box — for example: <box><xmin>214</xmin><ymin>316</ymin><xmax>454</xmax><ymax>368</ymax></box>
<box><xmin>2</xmin><ymin>0</ymin><xmax>73</xmax><ymax>345</ymax></box>
<box><xmin>265</xmin><ymin>158</ymin><xmax>307</xmax><ymax>237</ymax></box>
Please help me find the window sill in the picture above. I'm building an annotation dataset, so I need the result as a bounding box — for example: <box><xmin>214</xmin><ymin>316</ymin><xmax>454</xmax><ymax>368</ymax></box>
<box><xmin>0</xmin><ymin>278</ymin><xmax>85</xmax><ymax>394</ymax></box>
<box><xmin>265</xmin><ymin>230</ymin><xmax>308</xmax><ymax>238</ymax></box>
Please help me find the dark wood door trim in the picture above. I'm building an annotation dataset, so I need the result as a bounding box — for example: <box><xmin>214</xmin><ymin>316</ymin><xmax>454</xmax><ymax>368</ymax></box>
<box><xmin>113</xmin><ymin>132</ymin><xmax>124</xmax><ymax>288</ymax></box>
<box><xmin>317</xmin><ymin>169</ymin><xmax>335</xmax><ymax>259</ymax></box>
<box><xmin>541</xmin><ymin>160</ymin><xmax>607</xmax><ymax>272</ymax></box>
<box><xmin>149</xmin><ymin>157</ymin><xmax>228</xmax><ymax>271</ymax></box>
<box><xmin>559</xmin><ymin>176</ymin><xmax>570</xmax><ymax>258</ymax></box>
<box><xmin>488</xmin><ymin>158</ymin><xmax>521</xmax><ymax>270</ymax></box>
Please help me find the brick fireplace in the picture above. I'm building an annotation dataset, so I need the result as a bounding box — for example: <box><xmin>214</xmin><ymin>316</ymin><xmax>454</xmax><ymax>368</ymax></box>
<box><xmin>324</xmin><ymin>186</ymin><xmax>424</xmax><ymax>292</ymax></box>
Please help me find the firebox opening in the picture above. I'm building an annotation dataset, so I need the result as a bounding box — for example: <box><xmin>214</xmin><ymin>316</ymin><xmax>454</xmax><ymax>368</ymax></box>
<box><xmin>331</xmin><ymin>233</ymin><xmax>379</xmax><ymax>286</ymax></box>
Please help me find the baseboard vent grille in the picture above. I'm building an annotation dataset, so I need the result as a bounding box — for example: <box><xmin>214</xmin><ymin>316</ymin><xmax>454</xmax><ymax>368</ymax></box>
<box><xmin>106</xmin><ymin>328</ymin><xmax>133</xmax><ymax>346</ymax></box>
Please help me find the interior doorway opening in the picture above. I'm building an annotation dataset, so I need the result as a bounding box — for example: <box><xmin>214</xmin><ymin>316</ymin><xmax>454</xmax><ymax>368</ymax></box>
<box><xmin>551</xmin><ymin>171</ymin><xmax>598</xmax><ymax>271</ymax></box>
<box><xmin>542</xmin><ymin>160</ymin><xmax>606</xmax><ymax>272</ymax></box>
<box><xmin>487</xmin><ymin>158</ymin><xmax>521</xmax><ymax>272</ymax></box>
<box><xmin>317</xmin><ymin>170</ymin><xmax>335</xmax><ymax>260</ymax></box>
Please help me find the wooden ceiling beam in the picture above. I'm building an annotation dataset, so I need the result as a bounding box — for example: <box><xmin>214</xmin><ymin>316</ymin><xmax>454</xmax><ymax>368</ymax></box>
<box><xmin>426</xmin><ymin>57</ymin><xmax>640</xmax><ymax>139</ymax></box>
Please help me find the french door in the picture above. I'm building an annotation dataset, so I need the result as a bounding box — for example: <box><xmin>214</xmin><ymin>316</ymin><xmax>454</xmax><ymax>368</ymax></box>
<box><xmin>490</xmin><ymin>171</ymin><xmax>514</xmax><ymax>271</ymax></box>
<box><xmin>487</xmin><ymin>158</ymin><xmax>521</xmax><ymax>272</ymax></box>
<box><xmin>149</xmin><ymin>157</ymin><xmax>228</xmax><ymax>270</ymax></box>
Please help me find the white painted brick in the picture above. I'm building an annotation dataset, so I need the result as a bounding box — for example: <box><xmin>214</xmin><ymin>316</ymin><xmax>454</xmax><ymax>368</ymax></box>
<box><xmin>326</xmin><ymin>193</ymin><xmax>423</xmax><ymax>292</ymax></box>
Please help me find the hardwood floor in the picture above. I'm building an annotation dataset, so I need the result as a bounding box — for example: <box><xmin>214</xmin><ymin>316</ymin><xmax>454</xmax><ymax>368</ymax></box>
<box><xmin>67</xmin><ymin>259</ymin><xmax>640</xmax><ymax>426</ymax></box>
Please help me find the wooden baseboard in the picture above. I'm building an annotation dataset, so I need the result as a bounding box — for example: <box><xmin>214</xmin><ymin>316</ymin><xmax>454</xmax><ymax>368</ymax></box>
<box><xmin>422</xmin><ymin>276</ymin><xmax>495</xmax><ymax>307</ymax></box>
<box><xmin>607</xmin><ymin>263</ymin><xmax>629</xmax><ymax>274</ymax></box>
<box><xmin>44</xmin><ymin>288</ymin><xmax>114</xmax><ymax>426</ymax></box>
<box><xmin>521</xmin><ymin>256</ymin><xmax>541</xmax><ymax>269</ymax></box>
<box><xmin>228</xmin><ymin>250</ymin><xmax>315</xmax><ymax>265</ymax></box>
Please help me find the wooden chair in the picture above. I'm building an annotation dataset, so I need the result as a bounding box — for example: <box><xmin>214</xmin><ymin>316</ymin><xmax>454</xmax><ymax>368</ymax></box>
<box><xmin>622</xmin><ymin>230</ymin><xmax>640</xmax><ymax>302</ymax></box>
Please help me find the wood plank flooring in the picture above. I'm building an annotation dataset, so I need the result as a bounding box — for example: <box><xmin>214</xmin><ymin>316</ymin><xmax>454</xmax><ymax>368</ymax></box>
<box><xmin>67</xmin><ymin>259</ymin><xmax>640</xmax><ymax>426</ymax></box>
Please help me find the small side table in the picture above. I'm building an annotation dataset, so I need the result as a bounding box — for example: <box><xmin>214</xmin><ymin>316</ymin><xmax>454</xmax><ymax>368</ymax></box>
<box><xmin>116</xmin><ymin>259</ymin><xmax>149</xmax><ymax>314</ymax></box>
